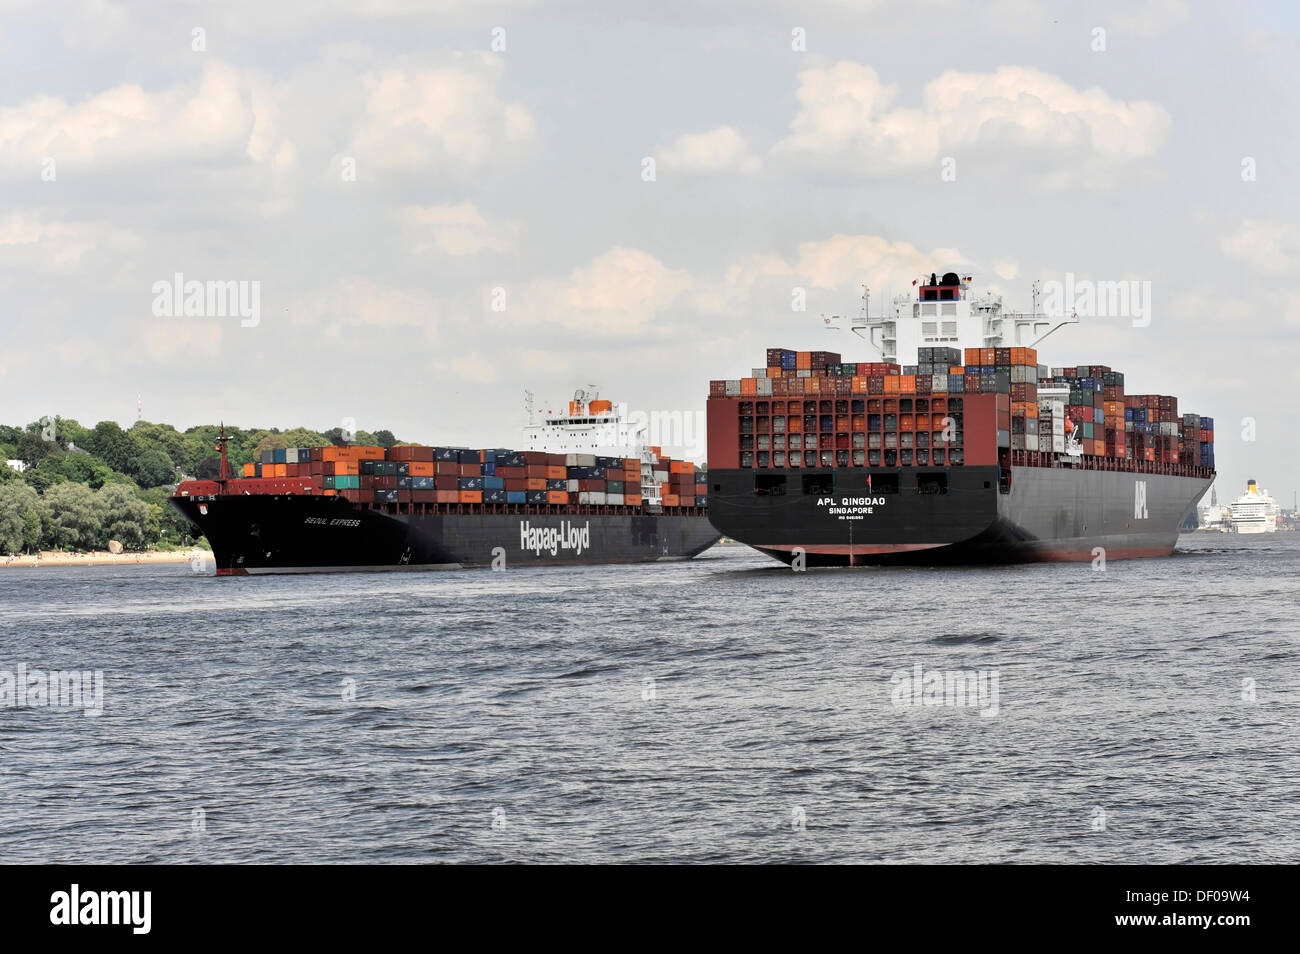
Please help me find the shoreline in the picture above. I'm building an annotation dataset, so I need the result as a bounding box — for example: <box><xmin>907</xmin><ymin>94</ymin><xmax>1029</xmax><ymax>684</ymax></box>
<box><xmin>0</xmin><ymin>550</ymin><xmax>208</xmax><ymax>569</ymax></box>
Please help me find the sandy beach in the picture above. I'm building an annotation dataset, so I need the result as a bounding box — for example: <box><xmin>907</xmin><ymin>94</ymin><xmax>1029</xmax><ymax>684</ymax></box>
<box><xmin>0</xmin><ymin>550</ymin><xmax>208</xmax><ymax>568</ymax></box>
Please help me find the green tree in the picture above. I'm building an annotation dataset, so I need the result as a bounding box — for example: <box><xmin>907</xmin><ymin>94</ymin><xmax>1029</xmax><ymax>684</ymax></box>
<box><xmin>42</xmin><ymin>482</ymin><xmax>104</xmax><ymax>550</ymax></box>
<box><xmin>21</xmin><ymin>458</ymin><xmax>67</xmax><ymax>494</ymax></box>
<box><xmin>83</xmin><ymin>421</ymin><xmax>135</xmax><ymax>474</ymax></box>
<box><xmin>16</xmin><ymin>429</ymin><xmax>58</xmax><ymax>468</ymax></box>
<box><xmin>141</xmin><ymin>486</ymin><xmax>196</xmax><ymax>545</ymax></box>
<box><xmin>97</xmin><ymin>483</ymin><xmax>152</xmax><ymax>550</ymax></box>
<box><xmin>52</xmin><ymin>452</ymin><xmax>118</xmax><ymax>489</ymax></box>
<box><xmin>0</xmin><ymin>482</ymin><xmax>46</xmax><ymax>554</ymax></box>
<box><xmin>133</xmin><ymin>448</ymin><xmax>177</xmax><ymax>488</ymax></box>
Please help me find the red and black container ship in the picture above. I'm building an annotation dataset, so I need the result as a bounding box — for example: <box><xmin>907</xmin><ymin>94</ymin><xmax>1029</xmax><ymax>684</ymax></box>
<box><xmin>171</xmin><ymin>410</ymin><xmax>718</xmax><ymax>575</ymax></box>
<box><xmin>705</xmin><ymin>273</ymin><xmax>1215</xmax><ymax>566</ymax></box>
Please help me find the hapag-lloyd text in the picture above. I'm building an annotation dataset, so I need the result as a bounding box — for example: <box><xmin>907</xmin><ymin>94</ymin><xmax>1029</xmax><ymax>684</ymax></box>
<box><xmin>520</xmin><ymin>520</ymin><xmax>591</xmax><ymax>556</ymax></box>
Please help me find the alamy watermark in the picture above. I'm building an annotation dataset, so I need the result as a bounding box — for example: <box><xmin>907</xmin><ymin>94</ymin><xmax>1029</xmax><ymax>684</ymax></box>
<box><xmin>1040</xmin><ymin>273</ymin><xmax>1151</xmax><ymax>328</ymax></box>
<box><xmin>1</xmin><ymin>664</ymin><xmax>104</xmax><ymax>716</ymax></box>
<box><xmin>890</xmin><ymin>663</ymin><xmax>999</xmax><ymax>717</ymax></box>
<box><xmin>151</xmin><ymin>273</ymin><xmax>260</xmax><ymax>328</ymax></box>
<box><xmin>585</xmin><ymin>403</ymin><xmax>705</xmax><ymax>459</ymax></box>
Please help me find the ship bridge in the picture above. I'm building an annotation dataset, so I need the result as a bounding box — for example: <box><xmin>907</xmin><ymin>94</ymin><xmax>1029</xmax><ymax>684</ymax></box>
<box><xmin>849</xmin><ymin>271</ymin><xmax>1077</xmax><ymax>365</ymax></box>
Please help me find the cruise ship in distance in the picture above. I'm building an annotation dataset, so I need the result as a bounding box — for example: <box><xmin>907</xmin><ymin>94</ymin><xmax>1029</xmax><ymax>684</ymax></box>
<box><xmin>1229</xmin><ymin>480</ymin><xmax>1279</xmax><ymax>534</ymax></box>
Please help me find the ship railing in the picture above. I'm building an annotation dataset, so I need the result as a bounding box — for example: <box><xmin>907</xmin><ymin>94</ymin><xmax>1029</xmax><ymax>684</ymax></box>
<box><xmin>1007</xmin><ymin>449</ymin><xmax>1212</xmax><ymax>480</ymax></box>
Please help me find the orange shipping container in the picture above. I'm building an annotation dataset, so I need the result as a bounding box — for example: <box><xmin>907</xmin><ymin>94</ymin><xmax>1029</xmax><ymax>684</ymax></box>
<box><xmin>669</xmin><ymin>461</ymin><xmax>694</xmax><ymax>474</ymax></box>
<box><xmin>796</xmin><ymin>351</ymin><xmax>811</xmax><ymax>370</ymax></box>
<box><xmin>545</xmin><ymin>491</ymin><xmax>568</xmax><ymax>504</ymax></box>
<box><xmin>623</xmin><ymin>458</ymin><xmax>640</xmax><ymax>470</ymax></box>
<box><xmin>525</xmin><ymin>477</ymin><xmax>547</xmax><ymax>491</ymax></box>
<box><xmin>459</xmin><ymin>490</ymin><xmax>482</xmax><ymax>504</ymax></box>
<box><xmin>625</xmin><ymin>494</ymin><xmax>643</xmax><ymax>506</ymax></box>
<box><xmin>661</xmin><ymin>494</ymin><xmax>680</xmax><ymax>506</ymax></box>
<box><xmin>242</xmin><ymin>462</ymin><xmax>255</xmax><ymax>477</ymax></box>
<box><xmin>851</xmin><ymin>375</ymin><xmax>868</xmax><ymax>393</ymax></box>
<box><xmin>410</xmin><ymin>462</ymin><xmax>435</xmax><ymax>476</ymax></box>
<box><xmin>965</xmin><ymin>348</ymin><xmax>981</xmax><ymax>365</ymax></box>
<box><xmin>740</xmin><ymin>378</ymin><xmax>758</xmax><ymax>395</ymax></box>
<box><xmin>899</xmin><ymin>374</ymin><xmax>916</xmax><ymax>394</ymax></box>
<box><xmin>545</xmin><ymin>466</ymin><xmax>566</xmax><ymax>479</ymax></box>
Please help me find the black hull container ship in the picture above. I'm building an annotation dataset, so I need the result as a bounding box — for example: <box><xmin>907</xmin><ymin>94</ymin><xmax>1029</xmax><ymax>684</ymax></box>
<box><xmin>706</xmin><ymin>273</ymin><xmax>1215</xmax><ymax>566</ymax></box>
<box><xmin>172</xmin><ymin>391</ymin><xmax>719</xmax><ymax>574</ymax></box>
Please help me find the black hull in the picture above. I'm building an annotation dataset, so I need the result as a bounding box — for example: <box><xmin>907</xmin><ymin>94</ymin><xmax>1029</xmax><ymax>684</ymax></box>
<box><xmin>706</xmin><ymin>465</ymin><xmax>1212</xmax><ymax>566</ymax></box>
<box><xmin>171</xmin><ymin>496</ymin><xmax>720</xmax><ymax>574</ymax></box>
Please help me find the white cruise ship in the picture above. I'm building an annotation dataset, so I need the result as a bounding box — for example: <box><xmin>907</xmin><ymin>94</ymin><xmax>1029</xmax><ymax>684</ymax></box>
<box><xmin>1229</xmin><ymin>480</ymin><xmax>1278</xmax><ymax>534</ymax></box>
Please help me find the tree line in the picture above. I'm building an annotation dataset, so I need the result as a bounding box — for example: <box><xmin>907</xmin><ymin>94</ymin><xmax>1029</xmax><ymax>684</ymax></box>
<box><xmin>0</xmin><ymin>418</ymin><xmax>400</xmax><ymax>554</ymax></box>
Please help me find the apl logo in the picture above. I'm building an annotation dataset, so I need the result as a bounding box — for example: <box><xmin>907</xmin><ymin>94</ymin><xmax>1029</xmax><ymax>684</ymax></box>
<box><xmin>1134</xmin><ymin>481</ymin><xmax>1148</xmax><ymax>520</ymax></box>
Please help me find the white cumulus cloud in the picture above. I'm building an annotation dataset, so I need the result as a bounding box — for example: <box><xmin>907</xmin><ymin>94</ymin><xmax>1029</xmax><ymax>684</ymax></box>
<box><xmin>657</xmin><ymin>125</ymin><xmax>760</xmax><ymax>175</ymax></box>
<box><xmin>0</xmin><ymin>62</ymin><xmax>280</xmax><ymax>172</ymax></box>
<box><xmin>1221</xmin><ymin>219</ymin><xmax>1298</xmax><ymax>274</ymax></box>
<box><xmin>403</xmin><ymin>203</ymin><xmax>519</xmax><ymax>255</ymax></box>
<box><xmin>774</xmin><ymin>62</ymin><xmax>1171</xmax><ymax>182</ymax></box>
<box><xmin>350</xmin><ymin>52</ymin><xmax>536</xmax><ymax>170</ymax></box>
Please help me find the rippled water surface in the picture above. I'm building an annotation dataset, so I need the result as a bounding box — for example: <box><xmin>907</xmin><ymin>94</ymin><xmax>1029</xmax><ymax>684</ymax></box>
<box><xmin>1</xmin><ymin>534</ymin><xmax>1297</xmax><ymax>863</ymax></box>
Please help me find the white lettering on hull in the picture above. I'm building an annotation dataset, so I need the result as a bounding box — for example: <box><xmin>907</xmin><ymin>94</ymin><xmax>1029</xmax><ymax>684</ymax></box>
<box><xmin>519</xmin><ymin>520</ymin><xmax>592</xmax><ymax>556</ymax></box>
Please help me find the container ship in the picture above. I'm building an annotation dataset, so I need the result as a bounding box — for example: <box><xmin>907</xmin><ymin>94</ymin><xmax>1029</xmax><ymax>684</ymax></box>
<box><xmin>706</xmin><ymin>272</ymin><xmax>1216</xmax><ymax>566</ymax></box>
<box><xmin>171</xmin><ymin>390</ymin><xmax>719</xmax><ymax>574</ymax></box>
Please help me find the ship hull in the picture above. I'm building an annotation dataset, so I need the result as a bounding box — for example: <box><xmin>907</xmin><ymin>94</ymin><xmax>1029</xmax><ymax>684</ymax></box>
<box><xmin>707</xmin><ymin>465</ymin><xmax>1212</xmax><ymax>566</ymax></box>
<box><xmin>171</xmin><ymin>495</ymin><xmax>720</xmax><ymax>574</ymax></box>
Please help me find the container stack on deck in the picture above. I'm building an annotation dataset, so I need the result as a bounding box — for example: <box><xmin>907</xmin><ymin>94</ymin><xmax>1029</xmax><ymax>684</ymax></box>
<box><xmin>238</xmin><ymin>445</ymin><xmax>707</xmax><ymax>510</ymax></box>
<box><xmin>708</xmin><ymin>347</ymin><xmax>1214</xmax><ymax>475</ymax></box>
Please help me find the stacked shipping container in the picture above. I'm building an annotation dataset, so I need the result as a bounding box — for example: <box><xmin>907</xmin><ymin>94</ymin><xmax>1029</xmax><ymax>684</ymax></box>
<box><xmin>238</xmin><ymin>444</ymin><xmax>707</xmax><ymax>510</ymax></box>
<box><xmin>708</xmin><ymin>347</ymin><xmax>1214</xmax><ymax>476</ymax></box>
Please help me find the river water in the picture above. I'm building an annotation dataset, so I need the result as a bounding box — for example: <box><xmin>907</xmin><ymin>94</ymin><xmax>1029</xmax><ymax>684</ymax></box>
<box><xmin>1</xmin><ymin>534</ymin><xmax>1296</xmax><ymax>863</ymax></box>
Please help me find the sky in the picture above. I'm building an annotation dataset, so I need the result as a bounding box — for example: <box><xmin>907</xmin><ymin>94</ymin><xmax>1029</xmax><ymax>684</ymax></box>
<box><xmin>1</xmin><ymin>0</ymin><xmax>1297</xmax><ymax>503</ymax></box>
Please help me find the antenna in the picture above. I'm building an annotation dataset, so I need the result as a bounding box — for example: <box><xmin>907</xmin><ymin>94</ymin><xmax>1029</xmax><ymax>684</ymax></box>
<box><xmin>524</xmin><ymin>390</ymin><xmax>536</xmax><ymax>426</ymax></box>
<box><xmin>1031</xmin><ymin>280</ymin><xmax>1041</xmax><ymax>318</ymax></box>
<box><xmin>137</xmin><ymin>392</ymin><xmax>142</xmax><ymax>422</ymax></box>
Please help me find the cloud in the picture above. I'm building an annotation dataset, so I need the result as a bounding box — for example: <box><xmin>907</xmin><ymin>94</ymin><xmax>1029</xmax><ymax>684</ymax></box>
<box><xmin>403</xmin><ymin>203</ymin><xmax>519</xmax><ymax>255</ymax></box>
<box><xmin>515</xmin><ymin>247</ymin><xmax>696</xmax><ymax>336</ymax></box>
<box><xmin>1221</xmin><ymin>220</ymin><xmax>1297</xmax><ymax>274</ymax></box>
<box><xmin>656</xmin><ymin>125</ymin><xmax>760</xmax><ymax>175</ymax></box>
<box><xmin>449</xmin><ymin>352</ymin><xmax>498</xmax><ymax>383</ymax></box>
<box><xmin>1111</xmin><ymin>0</ymin><xmax>1190</xmax><ymax>37</ymax></box>
<box><xmin>349</xmin><ymin>52</ymin><xmax>536</xmax><ymax>170</ymax></box>
<box><xmin>290</xmin><ymin>276</ymin><xmax>440</xmax><ymax>339</ymax></box>
<box><xmin>0</xmin><ymin>212</ymin><xmax>138</xmax><ymax>267</ymax></box>
<box><xmin>773</xmin><ymin>62</ymin><xmax>1171</xmax><ymax>181</ymax></box>
<box><xmin>0</xmin><ymin>62</ymin><xmax>279</xmax><ymax>172</ymax></box>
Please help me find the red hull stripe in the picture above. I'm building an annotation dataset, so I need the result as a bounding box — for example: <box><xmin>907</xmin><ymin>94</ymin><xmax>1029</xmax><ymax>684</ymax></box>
<box><xmin>215</xmin><ymin>568</ymin><xmax>249</xmax><ymax>576</ymax></box>
<box><xmin>756</xmin><ymin>543</ymin><xmax>945</xmax><ymax>555</ymax></box>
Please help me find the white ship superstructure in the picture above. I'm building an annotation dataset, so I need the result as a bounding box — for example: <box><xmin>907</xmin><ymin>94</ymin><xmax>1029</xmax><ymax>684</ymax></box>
<box><xmin>846</xmin><ymin>273</ymin><xmax>1077</xmax><ymax>365</ymax></box>
<box><xmin>1229</xmin><ymin>480</ymin><xmax>1278</xmax><ymax>533</ymax></box>
<box><xmin>522</xmin><ymin>387</ymin><xmax>666</xmax><ymax>504</ymax></box>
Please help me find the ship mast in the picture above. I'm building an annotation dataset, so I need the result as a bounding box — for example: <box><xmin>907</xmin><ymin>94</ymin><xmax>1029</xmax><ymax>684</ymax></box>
<box><xmin>214</xmin><ymin>423</ymin><xmax>231</xmax><ymax>484</ymax></box>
